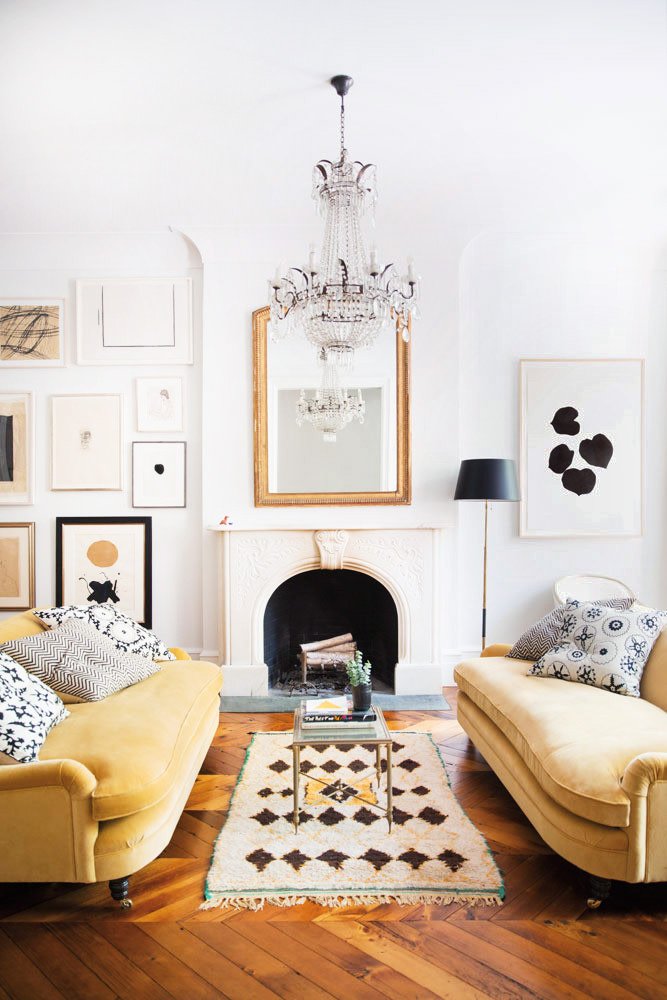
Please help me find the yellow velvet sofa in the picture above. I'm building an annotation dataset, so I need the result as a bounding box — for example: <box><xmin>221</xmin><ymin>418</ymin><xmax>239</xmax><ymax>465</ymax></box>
<box><xmin>0</xmin><ymin>610</ymin><xmax>222</xmax><ymax>908</ymax></box>
<box><xmin>455</xmin><ymin>635</ymin><xmax>667</xmax><ymax>906</ymax></box>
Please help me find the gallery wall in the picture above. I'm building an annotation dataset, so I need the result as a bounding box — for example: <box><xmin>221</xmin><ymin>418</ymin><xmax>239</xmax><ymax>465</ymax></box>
<box><xmin>0</xmin><ymin>232</ymin><xmax>204</xmax><ymax>652</ymax></box>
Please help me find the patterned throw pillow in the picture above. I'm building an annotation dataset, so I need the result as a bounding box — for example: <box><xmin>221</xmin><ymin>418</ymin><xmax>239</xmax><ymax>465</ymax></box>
<box><xmin>1</xmin><ymin>620</ymin><xmax>162</xmax><ymax>702</ymax></box>
<box><xmin>33</xmin><ymin>605</ymin><xmax>175</xmax><ymax>661</ymax></box>
<box><xmin>507</xmin><ymin>597</ymin><xmax>634</xmax><ymax>661</ymax></box>
<box><xmin>527</xmin><ymin>601</ymin><xmax>667</xmax><ymax>697</ymax></box>
<box><xmin>0</xmin><ymin>650</ymin><xmax>69</xmax><ymax>763</ymax></box>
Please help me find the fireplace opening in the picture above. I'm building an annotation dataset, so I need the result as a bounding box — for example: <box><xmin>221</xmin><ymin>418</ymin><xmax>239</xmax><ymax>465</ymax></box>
<box><xmin>263</xmin><ymin>569</ymin><xmax>398</xmax><ymax>692</ymax></box>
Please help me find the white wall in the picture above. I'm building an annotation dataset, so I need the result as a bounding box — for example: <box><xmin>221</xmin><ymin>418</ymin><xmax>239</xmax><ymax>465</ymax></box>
<box><xmin>0</xmin><ymin>233</ymin><xmax>204</xmax><ymax>652</ymax></box>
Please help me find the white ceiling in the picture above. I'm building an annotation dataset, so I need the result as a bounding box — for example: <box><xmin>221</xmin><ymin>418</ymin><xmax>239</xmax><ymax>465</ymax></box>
<box><xmin>1</xmin><ymin>0</ymin><xmax>666</xmax><ymax>236</ymax></box>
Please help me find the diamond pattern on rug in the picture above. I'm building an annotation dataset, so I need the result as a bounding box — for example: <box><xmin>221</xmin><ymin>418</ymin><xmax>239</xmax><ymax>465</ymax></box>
<box><xmin>204</xmin><ymin>731</ymin><xmax>504</xmax><ymax>911</ymax></box>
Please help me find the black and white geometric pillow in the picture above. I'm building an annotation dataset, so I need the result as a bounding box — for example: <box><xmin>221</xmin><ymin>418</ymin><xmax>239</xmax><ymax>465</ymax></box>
<box><xmin>527</xmin><ymin>600</ymin><xmax>667</xmax><ymax>697</ymax></box>
<box><xmin>1</xmin><ymin>620</ymin><xmax>163</xmax><ymax>703</ymax></box>
<box><xmin>507</xmin><ymin>597</ymin><xmax>634</xmax><ymax>661</ymax></box>
<box><xmin>0</xmin><ymin>650</ymin><xmax>69</xmax><ymax>763</ymax></box>
<box><xmin>33</xmin><ymin>605</ymin><xmax>175</xmax><ymax>661</ymax></box>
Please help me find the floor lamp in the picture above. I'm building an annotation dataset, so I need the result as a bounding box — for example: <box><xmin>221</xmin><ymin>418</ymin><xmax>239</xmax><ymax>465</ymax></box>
<box><xmin>454</xmin><ymin>458</ymin><xmax>520</xmax><ymax>651</ymax></box>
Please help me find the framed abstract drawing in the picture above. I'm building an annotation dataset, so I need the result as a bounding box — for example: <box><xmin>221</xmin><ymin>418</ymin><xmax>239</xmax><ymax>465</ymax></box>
<box><xmin>51</xmin><ymin>394</ymin><xmax>123</xmax><ymax>490</ymax></box>
<box><xmin>0</xmin><ymin>390</ymin><xmax>34</xmax><ymax>505</ymax></box>
<box><xmin>76</xmin><ymin>278</ymin><xmax>193</xmax><ymax>365</ymax></box>
<box><xmin>520</xmin><ymin>359</ymin><xmax>644</xmax><ymax>538</ymax></box>
<box><xmin>132</xmin><ymin>441</ymin><xmax>186</xmax><ymax>508</ymax></box>
<box><xmin>0</xmin><ymin>522</ymin><xmax>35</xmax><ymax>611</ymax></box>
<box><xmin>0</xmin><ymin>299</ymin><xmax>65</xmax><ymax>367</ymax></box>
<box><xmin>56</xmin><ymin>516</ymin><xmax>152</xmax><ymax>626</ymax></box>
<box><xmin>135</xmin><ymin>376</ymin><xmax>184</xmax><ymax>432</ymax></box>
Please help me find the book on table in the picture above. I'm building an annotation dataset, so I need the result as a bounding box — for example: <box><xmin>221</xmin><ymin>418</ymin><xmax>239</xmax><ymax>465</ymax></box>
<box><xmin>302</xmin><ymin>696</ymin><xmax>377</xmax><ymax>728</ymax></box>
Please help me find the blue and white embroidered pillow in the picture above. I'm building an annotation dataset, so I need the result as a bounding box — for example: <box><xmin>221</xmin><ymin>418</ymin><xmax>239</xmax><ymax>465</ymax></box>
<box><xmin>528</xmin><ymin>600</ymin><xmax>667</xmax><ymax>697</ymax></box>
<box><xmin>0</xmin><ymin>651</ymin><xmax>69</xmax><ymax>763</ymax></box>
<box><xmin>507</xmin><ymin>597</ymin><xmax>633</xmax><ymax>661</ymax></box>
<box><xmin>34</xmin><ymin>605</ymin><xmax>175</xmax><ymax>661</ymax></box>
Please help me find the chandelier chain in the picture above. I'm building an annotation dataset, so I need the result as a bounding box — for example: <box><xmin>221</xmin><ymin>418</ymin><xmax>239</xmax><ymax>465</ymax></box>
<box><xmin>340</xmin><ymin>96</ymin><xmax>345</xmax><ymax>159</ymax></box>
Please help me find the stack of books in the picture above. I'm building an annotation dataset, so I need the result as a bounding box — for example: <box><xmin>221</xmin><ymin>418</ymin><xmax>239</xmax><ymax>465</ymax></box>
<box><xmin>301</xmin><ymin>696</ymin><xmax>377</xmax><ymax>729</ymax></box>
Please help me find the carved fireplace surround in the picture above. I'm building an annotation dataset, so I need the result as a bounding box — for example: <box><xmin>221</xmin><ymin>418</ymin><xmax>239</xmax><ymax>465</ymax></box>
<box><xmin>210</xmin><ymin>525</ymin><xmax>444</xmax><ymax>696</ymax></box>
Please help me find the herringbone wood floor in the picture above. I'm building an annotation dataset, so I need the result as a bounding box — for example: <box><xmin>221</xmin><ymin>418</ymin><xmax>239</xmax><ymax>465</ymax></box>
<box><xmin>0</xmin><ymin>690</ymin><xmax>665</xmax><ymax>1000</ymax></box>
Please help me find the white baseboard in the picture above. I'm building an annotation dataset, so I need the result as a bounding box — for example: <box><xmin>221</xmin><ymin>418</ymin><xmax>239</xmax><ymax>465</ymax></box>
<box><xmin>197</xmin><ymin>649</ymin><xmax>219</xmax><ymax>663</ymax></box>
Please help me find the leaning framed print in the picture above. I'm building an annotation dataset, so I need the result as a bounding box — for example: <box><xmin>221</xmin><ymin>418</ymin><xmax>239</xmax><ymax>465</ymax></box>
<box><xmin>132</xmin><ymin>441</ymin><xmax>186</xmax><ymax>508</ymax></box>
<box><xmin>520</xmin><ymin>359</ymin><xmax>644</xmax><ymax>538</ymax></box>
<box><xmin>0</xmin><ymin>522</ymin><xmax>35</xmax><ymax>611</ymax></box>
<box><xmin>0</xmin><ymin>299</ymin><xmax>65</xmax><ymax>367</ymax></box>
<box><xmin>136</xmin><ymin>376</ymin><xmax>184</xmax><ymax>432</ymax></box>
<box><xmin>51</xmin><ymin>394</ymin><xmax>123</xmax><ymax>490</ymax></box>
<box><xmin>76</xmin><ymin>278</ymin><xmax>193</xmax><ymax>365</ymax></box>
<box><xmin>0</xmin><ymin>390</ymin><xmax>34</xmax><ymax>505</ymax></box>
<box><xmin>56</xmin><ymin>516</ymin><xmax>152</xmax><ymax>626</ymax></box>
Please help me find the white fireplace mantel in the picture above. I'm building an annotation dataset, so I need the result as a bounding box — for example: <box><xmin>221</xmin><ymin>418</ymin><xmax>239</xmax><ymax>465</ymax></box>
<box><xmin>210</xmin><ymin>524</ymin><xmax>445</xmax><ymax>696</ymax></box>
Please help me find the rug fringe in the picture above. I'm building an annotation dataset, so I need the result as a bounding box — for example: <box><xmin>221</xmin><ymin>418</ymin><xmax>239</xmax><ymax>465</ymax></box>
<box><xmin>201</xmin><ymin>891</ymin><xmax>503</xmax><ymax>911</ymax></box>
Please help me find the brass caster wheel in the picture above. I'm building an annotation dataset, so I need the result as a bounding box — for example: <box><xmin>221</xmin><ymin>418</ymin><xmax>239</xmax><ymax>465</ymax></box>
<box><xmin>586</xmin><ymin>897</ymin><xmax>602</xmax><ymax>910</ymax></box>
<box><xmin>119</xmin><ymin>898</ymin><xmax>133</xmax><ymax>910</ymax></box>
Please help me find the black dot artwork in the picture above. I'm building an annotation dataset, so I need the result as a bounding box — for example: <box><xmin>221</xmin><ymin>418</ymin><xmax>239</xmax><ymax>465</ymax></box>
<box><xmin>548</xmin><ymin>407</ymin><xmax>613</xmax><ymax>496</ymax></box>
<box><xmin>154</xmin><ymin>464</ymin><xmax>165</xmax><ymax>475</ymax></box>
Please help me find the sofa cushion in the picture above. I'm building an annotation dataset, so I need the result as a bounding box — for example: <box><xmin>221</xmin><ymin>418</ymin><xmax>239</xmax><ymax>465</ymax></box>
<box><xmin>1</xmin><ymin>620</ymin><xmax>162</xmax><ymax>702</ymax></box>
<box><xmin>528</xmin><ymin>601</ymin><xmax>666</xmax><ymax>698</ymax></box>
<box><xmin>507</xmin><ymin>598</ymin><xmax>633</xmax><ymax>661</ymax></box>
<box><xmin>37</xmin><ymin>659</ymin><xmax>222</xmax><ymax>820</ymax></box>
<box><xmin>34</xmin><ymin>605</ymin><xmax>175</xmax><ymax>661</ymax></box>
<box><xmin>0</xmin><ymin>651</ymin><xmax>68</xmax><ymax>763</ymax></box>
<box><xmin>455</xmin><ymin>655</ymin><xmax>667</xmax><ymax>828</ymax></box>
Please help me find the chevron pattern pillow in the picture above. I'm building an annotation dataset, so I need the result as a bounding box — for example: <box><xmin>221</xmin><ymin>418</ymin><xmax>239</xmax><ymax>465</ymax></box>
<box><xmin>1</xmin><ymin>620</ymin><xmax>162</xmax><ymax>702</ymax></box>
<box><xmin>0</xmin><ymin>651</ymin><xmax>69</xmax><ymax>763</ymax></box>
<box><xmin>33</xmin><ymin>605</ymin><xmax>175</xmax><ymax>661</ymax></box>
<box><xmin>507</xmin><ymin>597</ymin><xmax>634</xmax><ymax>661</ymax></box>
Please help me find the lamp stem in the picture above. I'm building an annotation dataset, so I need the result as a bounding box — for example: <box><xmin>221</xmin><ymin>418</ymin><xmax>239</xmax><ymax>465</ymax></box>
<box><xmin>482</xmin><ymin>499</ymin><xmax>489</xmax><ymax>651</ymax></box>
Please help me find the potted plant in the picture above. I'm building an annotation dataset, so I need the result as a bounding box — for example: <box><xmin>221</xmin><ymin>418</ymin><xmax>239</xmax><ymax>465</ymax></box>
<box><xmin>346</xmin><ymin>649</ymin><xmax>372</xmax><ymax>712</ymax></box>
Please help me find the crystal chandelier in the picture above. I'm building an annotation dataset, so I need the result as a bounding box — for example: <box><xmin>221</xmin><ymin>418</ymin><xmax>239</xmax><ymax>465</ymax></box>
<box><xmin>296</xmin><ymin>358</ymin><xmax>365</xmax><ymax>442</ymax></box>
<box><xmin>270</xmin><ymin>75</ymin><xmax>418</xmax><ymax>368</ymax></box>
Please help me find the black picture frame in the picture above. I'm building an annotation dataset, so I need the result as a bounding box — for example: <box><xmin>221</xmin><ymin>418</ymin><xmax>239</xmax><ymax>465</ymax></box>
<box><xmin>55</xmin><ymin>516</ymin><xmax>152</xmax><ymax>627</ymax></box>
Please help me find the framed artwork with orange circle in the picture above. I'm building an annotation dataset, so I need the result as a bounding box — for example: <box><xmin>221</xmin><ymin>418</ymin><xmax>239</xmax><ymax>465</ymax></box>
<box><xmin>55</xmin><ymin>516</ymin><xmax>152</xmax><ymax>626</ymax></box>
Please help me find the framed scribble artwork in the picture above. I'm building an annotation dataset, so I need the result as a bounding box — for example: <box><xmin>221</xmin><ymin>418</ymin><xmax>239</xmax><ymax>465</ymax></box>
<box><xmin>520</xmin><ymin>359</ymin><xmax>644</xmax><ymax>538</ymax></box>
<box><xmin>132</xmin><ymin>441</ymin><xmax>186</xmax><ymax>508</ymax></box>
<box><xmin>0</xmin><ymin>522</ymin><xmax>35</xmax><ymax>611</ymax></box>
<box><xmin>0</xmin><ymin>299</ymin><xmax>64</xmax><ymax>366</ymax></box>
<box><xmin>135</xmin><ymin>376</ymin><xmax>184</xmax><ymax>432</ymax></box>
<box><xmin>51</xmin><ymin>394</ymin><xmax>123</xmax><ymax>490</ymax></box>
<box><xmin>56</xmin><ymin>516</ymin><xmax>152</xmax><ymax>626</ymax></box>
<box><xmin>0</xmin><ymin>391</ymin><xmax>34</xmax><ymax>505</ymax></box>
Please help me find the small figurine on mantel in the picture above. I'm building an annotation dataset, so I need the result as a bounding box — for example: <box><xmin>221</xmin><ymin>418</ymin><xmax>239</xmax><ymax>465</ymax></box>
<box><xmin>219</xmin><ymin>515</ymin><xmax>234</xmax><ymax>526</ymax></box>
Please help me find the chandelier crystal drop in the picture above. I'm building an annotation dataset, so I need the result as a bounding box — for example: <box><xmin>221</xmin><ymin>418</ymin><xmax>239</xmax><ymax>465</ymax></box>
<box><xmin>296</xmin><ymin>359</ymin><xmax>365</xmax><ymax>443</ymax></box>
<box><xmin>270</xmin><ymin>75</ymin><xmax>419</xmax><ymax>367</ymax></box>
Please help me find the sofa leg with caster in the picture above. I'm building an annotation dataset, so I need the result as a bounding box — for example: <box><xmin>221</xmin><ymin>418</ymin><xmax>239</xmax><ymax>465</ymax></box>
<box><xmin>586</xmin><ymin>875</ymin><xmax>611</xmax><ymax>909</ymax></box>
<box><xmin>109</xmin><ymin>876</ymin><xmax>133</xmax><ymax>909</ymax></box>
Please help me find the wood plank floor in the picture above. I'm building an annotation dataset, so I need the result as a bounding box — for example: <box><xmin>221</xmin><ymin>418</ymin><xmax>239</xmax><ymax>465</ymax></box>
<box><xmin>0</xmin><ymin>689</ymin><xmax>665</xmax><ymax>1000</ymax></box>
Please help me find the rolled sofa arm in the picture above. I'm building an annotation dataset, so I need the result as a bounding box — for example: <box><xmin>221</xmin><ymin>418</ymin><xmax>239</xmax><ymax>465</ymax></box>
<box><xmin>167</xmin><ymin>647</ymin><xmax>191</xmax><ymax>661</ymax></box>
<box><xmin>0</xmin><ymin>758</ymin><xmax>97</xmax><ymax>797</ymax></box>
<box><xmin>481</xmin><ymin>643</ymin><xmax>512</xmax><ymax>658</ymax></box>
<box><xmin>621</xmin><ymin>753</ymin><xmax>667</xmax><ymax>797</ymax></box>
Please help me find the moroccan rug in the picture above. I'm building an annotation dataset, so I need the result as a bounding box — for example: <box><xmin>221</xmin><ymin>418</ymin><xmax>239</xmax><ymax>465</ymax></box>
<box><xmin>203</xmin><ymin>731</ymin><xmax>503</xmax><ymax>910</ymax></box>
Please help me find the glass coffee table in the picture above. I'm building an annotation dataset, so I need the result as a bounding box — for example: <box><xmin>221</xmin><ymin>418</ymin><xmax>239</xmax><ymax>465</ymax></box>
<box><xmin>291</xmin><ymin>701</ymin><xmax>393</xmax><ymax>832</ymax></box>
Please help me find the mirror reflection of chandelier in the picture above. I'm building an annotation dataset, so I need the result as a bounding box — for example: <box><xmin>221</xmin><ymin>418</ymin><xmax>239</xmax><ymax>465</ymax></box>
<box><xmin>270</xmin><ymin>74</ymin><xmax>419</xmax><ymax>368</ymax></box>
<box><xmin>296</xmin><ymin>360</ymin><xmax>365</xmax><ymax>443</ymax></box>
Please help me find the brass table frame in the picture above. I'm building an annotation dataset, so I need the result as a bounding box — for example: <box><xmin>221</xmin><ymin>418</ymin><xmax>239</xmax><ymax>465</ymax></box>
<box><xmin>290</xmin><ymin>703</ymin><xmax>393</xmax><ymax>832</ymax></box>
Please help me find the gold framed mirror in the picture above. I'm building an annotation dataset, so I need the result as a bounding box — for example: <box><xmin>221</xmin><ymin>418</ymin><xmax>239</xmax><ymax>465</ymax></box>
<box><xmin>253</xmin><ymin>306</ymin><xmax>411</xmax><ymax>506</ymax></box>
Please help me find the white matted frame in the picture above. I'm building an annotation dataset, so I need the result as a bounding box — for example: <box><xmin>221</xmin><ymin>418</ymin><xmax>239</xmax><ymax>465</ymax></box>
<box><xmin>0</xmin><ymin>522</ymin><xmax>35</xmax><ymax>610</ymax></box>
<box><xmin>520</xmin><ymin>358</ymin><xmax>644</xmax><ymax>538</ymax></box>
<box><xmin>135</xmin><ymin>376</ymin><xmax>184</xmax><ymax>432</ymax></box>
<box><xmin>51</xmin><ymin>394</ymin><xmax>123</xmax><ymax>491</ymax></box>
<box><xmin>132</xmin><ymin>441</ymin><xmax>186</xmax><ymax>508</ymax></box>
<box><xmin>76</xmin><ymin>278</ymin><xmax>193</xmax><ymax>365</ymax></box>
<box><xmin>0</xmin><ymin>390</ymin><xmax>34</xmax><ymax>505</ymax></box>
<box><xmin>0</xmin><ymin>299</ymin><xmax>65</xmax><ymax>367</ymax></box>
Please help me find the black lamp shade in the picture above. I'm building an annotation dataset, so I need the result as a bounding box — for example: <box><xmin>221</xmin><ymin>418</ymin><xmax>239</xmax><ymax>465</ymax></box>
<box><xmin>454</xmin><ymin>458</ymin><xmax>520</xmax><ymax>502</ymax></box>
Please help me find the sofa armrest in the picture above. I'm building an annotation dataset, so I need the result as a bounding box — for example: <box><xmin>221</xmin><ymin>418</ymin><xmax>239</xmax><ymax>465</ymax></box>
<box><xmin>0</xmin><ymin>758</ymin><xmax>97</xmax><ymax>797</ymax></box>
<box><xmin>481</xmin><ymin>643</ymin><xmax>512</xmax><ymax>658</ymax></box>
<box><xmin>168</xmin><ymin>647</ymin><xmax>191</xmax><ymax>661</ymax></box>
<box><xmin>621</xmin><ymin>753</ymin><xmax>667</xmax><ymax>797</ymax></box>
